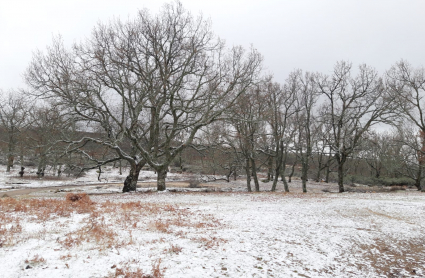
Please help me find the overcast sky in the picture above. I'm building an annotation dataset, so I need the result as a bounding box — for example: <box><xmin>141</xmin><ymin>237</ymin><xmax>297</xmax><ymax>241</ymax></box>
<box><xmin>1</xmin><ymin>0</ymin><xmax>425</xmax><ymax>90</ymax></box>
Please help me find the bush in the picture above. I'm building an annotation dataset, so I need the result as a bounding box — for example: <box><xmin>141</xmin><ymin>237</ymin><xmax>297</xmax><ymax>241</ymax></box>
<box><xmin>188</xmin><ymin>179</ymin><xmax>201</xmax><ymax>188</ymax></box>
<box><xmin>345</xmin><ymin>175</ymin><xmax>415</xmax><ymax>187</ymax></box>
<box><xmin>66</xmin><ymin>193</ymin><xmax>91</xmax><ymax>203</ymax></box>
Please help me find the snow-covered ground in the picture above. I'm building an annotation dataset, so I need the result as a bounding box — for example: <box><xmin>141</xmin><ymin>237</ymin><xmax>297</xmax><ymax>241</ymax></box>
<box><xmin>1</xmin><ymin>166</ymin><xmax>425</xmax><ymax>277</ymax></box>
<box><xmin>0</xmin><ymin>165</ymin><xmax>185</xmax><ymax>190</ymax></box>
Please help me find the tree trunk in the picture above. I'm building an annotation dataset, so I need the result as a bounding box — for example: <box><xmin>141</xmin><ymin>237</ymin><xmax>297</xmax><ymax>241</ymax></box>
<box><xmin>336</xmin><ymin>155</ymin><xmax>347</xmax><ymax>193</ymax></box>
<box><xmin>281</xmin><ymin>168</ymin><xmax>289</xmax><ymax>192</ymax></box>
<box><xmin>325</xmin><ymin>162</ymin><xmax>331</xmax><ymax>183</ymax></box>
<box><xmin>157</xmin><ymin>168</ymin><xmax>167</xmax><ymax>191</ymax></box>
<box><xmin>267</xmin><ymin>155</ymin><xmax>273</xmax><ymax>181</ymax></box>
<box><xmin>251</xmin><ymin>158</ymin><xmax>260</xmax><ymax>192</ymax></box>
<box><xmin>37</xmin><ymin>154</ymin><xmax>46</xmax><ymax>178</ymax></box>
<box><xmin>6</xmin><ymin>155</ymin><xmax>14</xmax><ymax>172</ymax></box>
<box><xmin>288</xmin><ymin>161</ymin><xmax>296</xmax><ymax>183</ymax></box>
<box><xmin>315</xmin><ymin>167</ymin><xmax>321</xmax><ymax>183</ymax></box>
<box><xmin>301</xmin><ymin>160</ymin><xmax>308</xmax><ymax>193</ymax></box>
<box><xmin>6</xmin><ymin>134</ymin><xmax>15</xmax><ymax>172</ymax></box>
<box><xmin>271</xmin><ymin>167</ymin><xmax>280</xmax><ymax>192</ymax></box>
<box><xmin>245</xmin><ymin>158</ymin><xmax>252</xmax><ymax>192</ymax></box>
<box><xmin>122</xmin><ymin>163</ymin><xmax>143</xmax><ymax>192</ymax></box>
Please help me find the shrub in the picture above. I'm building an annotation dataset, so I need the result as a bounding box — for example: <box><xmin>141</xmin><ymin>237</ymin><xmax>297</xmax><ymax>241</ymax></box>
<box><xmin>66</xmin><ymin>193</ymin><xmax>91</xmax><ymax>203</ymax></box>
<box><xmin>188</xmin><ymin>179</ymin><xmax>201</xmax><ymax>188</ymax></box>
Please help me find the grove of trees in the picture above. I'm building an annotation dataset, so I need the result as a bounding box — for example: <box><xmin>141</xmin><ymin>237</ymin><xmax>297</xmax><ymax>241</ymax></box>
<box><xmin>2</xmin><ymin>2</ymin><xmax>425</xmax><ymax>193</ymax></box>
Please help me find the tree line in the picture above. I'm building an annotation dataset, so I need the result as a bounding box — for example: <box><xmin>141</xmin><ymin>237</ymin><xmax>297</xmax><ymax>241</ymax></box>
<box><xmin>1</xmin><ymin>2</ymin><xmax>425</xmax><ymax>193</ymax></box>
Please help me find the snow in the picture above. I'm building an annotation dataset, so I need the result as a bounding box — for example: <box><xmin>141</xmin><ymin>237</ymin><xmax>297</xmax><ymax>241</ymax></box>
<box><xmin>0</xmin><ymin>166</ymin><xmax>182</xmax><ymax>190</ymax></box>
<box><xmin>1</xmin><ymin>168</ymin><xmax>425</xmax><ymax>277</ymax></box>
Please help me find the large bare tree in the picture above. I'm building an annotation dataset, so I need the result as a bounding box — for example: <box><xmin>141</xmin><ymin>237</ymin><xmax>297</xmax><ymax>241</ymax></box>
<box><xmin>25</xmin><ymin>2</ymin><xmax>262</xmax><ymax>191</ymax></box>
<box><xmin>316</xmin><ymin>62</ymin><xmax>391</xmax><ymax>192</ymax></box>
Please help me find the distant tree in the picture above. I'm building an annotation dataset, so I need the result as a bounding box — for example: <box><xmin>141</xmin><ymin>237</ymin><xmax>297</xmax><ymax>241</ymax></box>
<box><xmin>293</xmin><ymin>70</ymin><xmax>319</xmax><ymax>192</ymax></box>
<box><xmin>27</xmin><ymin>103</ymin><xmax>69</xmax><ymax>177</ymax></box>
<box><xmin>386</xmin><ymin>60</ymin><xmax>425</xmax><ymax>191</ymax></box>
<box><xmin>228</xmin><ymin>84</ymin><xmax>266</xmax><ymax>192</ymax></box>
<box><xmin>25</xmin><ymin>2</ymin><xmax>262</xmax><ymax>191</ymax></box>
<box><xmin>393</xmin><ymin>125</ymin><xmax>425</xmax><ymax>190</ymax></box>
<box><xmin>387</xmin><ymin>60</ymin><xmax>425</xmax><ymax>131</ymax></box>
<box><xmin>264</xmin><ymin>78</ymin><xmax>298</xmax><ymax>192</ymax></box>
<box><xmin>0</xmin><ymin>90</ymin><xmax>32</xmax><ymax>172</ymax></box>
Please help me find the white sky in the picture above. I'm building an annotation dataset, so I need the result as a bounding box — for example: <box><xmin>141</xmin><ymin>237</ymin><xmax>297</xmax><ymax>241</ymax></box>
<box><xmin>1</xmin><ymin>0</ymin><xmax>425</xmax><ymax>90</ymax></box>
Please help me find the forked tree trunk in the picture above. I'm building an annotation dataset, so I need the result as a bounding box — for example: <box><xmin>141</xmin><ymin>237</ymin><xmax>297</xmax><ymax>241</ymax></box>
<box><xmin>122</xmin><ymin>163</ymin><xmax>143</xmax><ymax>192</ymax></box>
<box><xmin>251</xmin><ymin>158</ymin><xmax>260</xmax><ymax>192</ymax></box>
<box><xmin>280</xmin><ymin>167</ymin><xmax>289</xmax><ymax>192</ymax></box>
<box><xmin>267</xmin><ymin>155</ymin><xmax>273</xmax><ymax>181</ymax></box>
<box><xmin>271</xmin><ymin>167</ymin><xmax>280</xmax><ymax>192</ymax></box>
<box><xmin>280</xmin><ymin>150</ymin><xmax>289</xmax><ymax>192</ymax></box>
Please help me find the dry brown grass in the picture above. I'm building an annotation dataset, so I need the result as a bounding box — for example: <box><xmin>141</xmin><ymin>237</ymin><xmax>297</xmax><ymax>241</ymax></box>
<box><xmin>0</xmin><ymin>193</ymin><xmax>225</xmax><ymax>277</ymax></box>
<box><xmin>356</xmin><ymin>238</ymin><xmax>425</xmax><ymax>277</ymax></box>
<box><xmin>25</xmin><ymin>254</ymin><xmax>46</xmax><ymax>265</ymax></box>
<box><xmin>112</xmin><ymin>259</ymin><xmax>165</xmax><ymax>278</ymax></box>
<box><xmin>0</xmin><ymin>193</ymin><xmax>224</xmax><ymax>260</ymax></box>
<box><xmin>165</xmin><ymin>244</ymin><xmax>183</xmax><ymax>254</ymax></box>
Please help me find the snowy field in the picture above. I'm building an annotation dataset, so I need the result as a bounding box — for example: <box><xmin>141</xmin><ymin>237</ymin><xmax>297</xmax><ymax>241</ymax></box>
<box><xmin>1</xmin><ymin>167</ymin><xmax>425</xmax><ymax>277</ymax></box>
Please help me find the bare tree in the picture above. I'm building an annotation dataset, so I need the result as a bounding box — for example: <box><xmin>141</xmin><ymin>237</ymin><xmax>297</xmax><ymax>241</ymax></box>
<box><xmin>292</xmin><ymin>71</ymin><xmax>319</xmax><ymax>192</ymax></box>
<box><xmin>391</xmin><ymin>125</ymin><xmax>425</xmax><ymax>189</ymax></box>
<box><xmin>387</xmin><ymin>61</ymin><xmax>425</xmax><ymax>130</ymax></box>
<box><xmin>27</xmin><ymin>103</ymin><xmax>70</xmax><ymax>177</ymax></box>
<box><xmin>264</xmin><ymin>79</ymin><xmax>298</xmax><ymax>192</ymax></box>
<box><xmin>25</xmin><ymin>2</ymin><xmax>262</xmax><ymax>191</ymax></box>
<box><xmin>228</xmin><ymin>85</ymin><xmax>266</xmax><ymax>192</ymax></box>
<box><xmin>0</xmin><ymin>90</ymin><xmax>32</xmax><ymax>172</ymax></box>
<box><xmin>316</xmin><ymin>62</ymin><xmax>391</xmax><ymax>192</ymax></box>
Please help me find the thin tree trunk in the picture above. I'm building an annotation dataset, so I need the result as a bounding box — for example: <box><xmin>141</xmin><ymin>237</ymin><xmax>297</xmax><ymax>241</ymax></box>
<box><xmin>288</xmin><ymin>161</ymin><xmax>296</xmax><ymax>183</ymax></box>
<box><xmin>280</xmin><ymin>151</ymin><xmax>289</xmax><ymax>192</ymax></box>
<box><xmin>267</xmin><ymin>155</ymin><xmax>273</xmax><ymax>181</ymax></box>
<box><xmin>271</xmin><ymin>166</ymin><xmax>280</xmax><ymax>192</ymax></box>
<box><xmin>245</xmin><ymin>158</ymin><xmax>252</xmax><ymax>192</ymax></box>
<box><xmin>281</xmin><ymin>168</ymin><xmax>289</xmax><ymax>192</ymax></box>
<box><xmin>301</xmin><ymin>158</ymin><xmax>308</xmax><ymax>193</ymax></box>
<box><xmin>37</xmin><ymin>154</ymin><xmax>46</xmax><ymax>178</ymax></box>
<box><xmin>251</xmin><ymin>158</ymin><xmax>260</xmax><ymax>192</ymax></box>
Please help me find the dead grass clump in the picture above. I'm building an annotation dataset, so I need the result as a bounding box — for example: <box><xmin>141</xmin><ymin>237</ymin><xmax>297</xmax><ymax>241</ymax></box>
<box><xmin>58</xmin><ymin>218</ymin><xmax>118</xmax><ymax>249</ymax></box>
<box><xmin>25</xmin><ymin>254</ymin><xmax>46</xmax><ymax>265</ymax></box>
<box><xmin>65</xmin><ymin>193</ymin><xmax>94</xmax><ymax>214</ymax></box>
<box><xmin>151</xmin><ymin>220</ymin><xmax>171</xmax><ymax>233</ymax></box>
<box><xmin>113</xmin><ymin>259</ymin><xmax>165</xmax><ymax>278</ymax></box>
<box><xmin>66</xmin><ymin>193</ymin><xmax>91</xmax><ymax>203</ymax></box>
<box><xmin>165</xmin><ymin>244</ymin><xmax>182</xmax><ymax>254</ymax></box>
<box><xmin>357</xmin><ymin>238</ymin><xmax>425</xmax><ymax>276</ymax></box>
<box><xmin>193</xmin><ymin>236</ymin><xmax>228</xmax><ymax>249</ymax></box>
<box><xmin>151</xmin><ymin>259</ymin><xmax>165</xmax><ymax>278</ymax></box>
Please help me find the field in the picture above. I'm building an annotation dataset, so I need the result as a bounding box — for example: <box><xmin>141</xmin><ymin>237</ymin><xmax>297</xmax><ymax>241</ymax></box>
<box><xmin>1</xmin><ymin>167</ymin><xmax>425</xmax><ymax>277</ymax></box>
